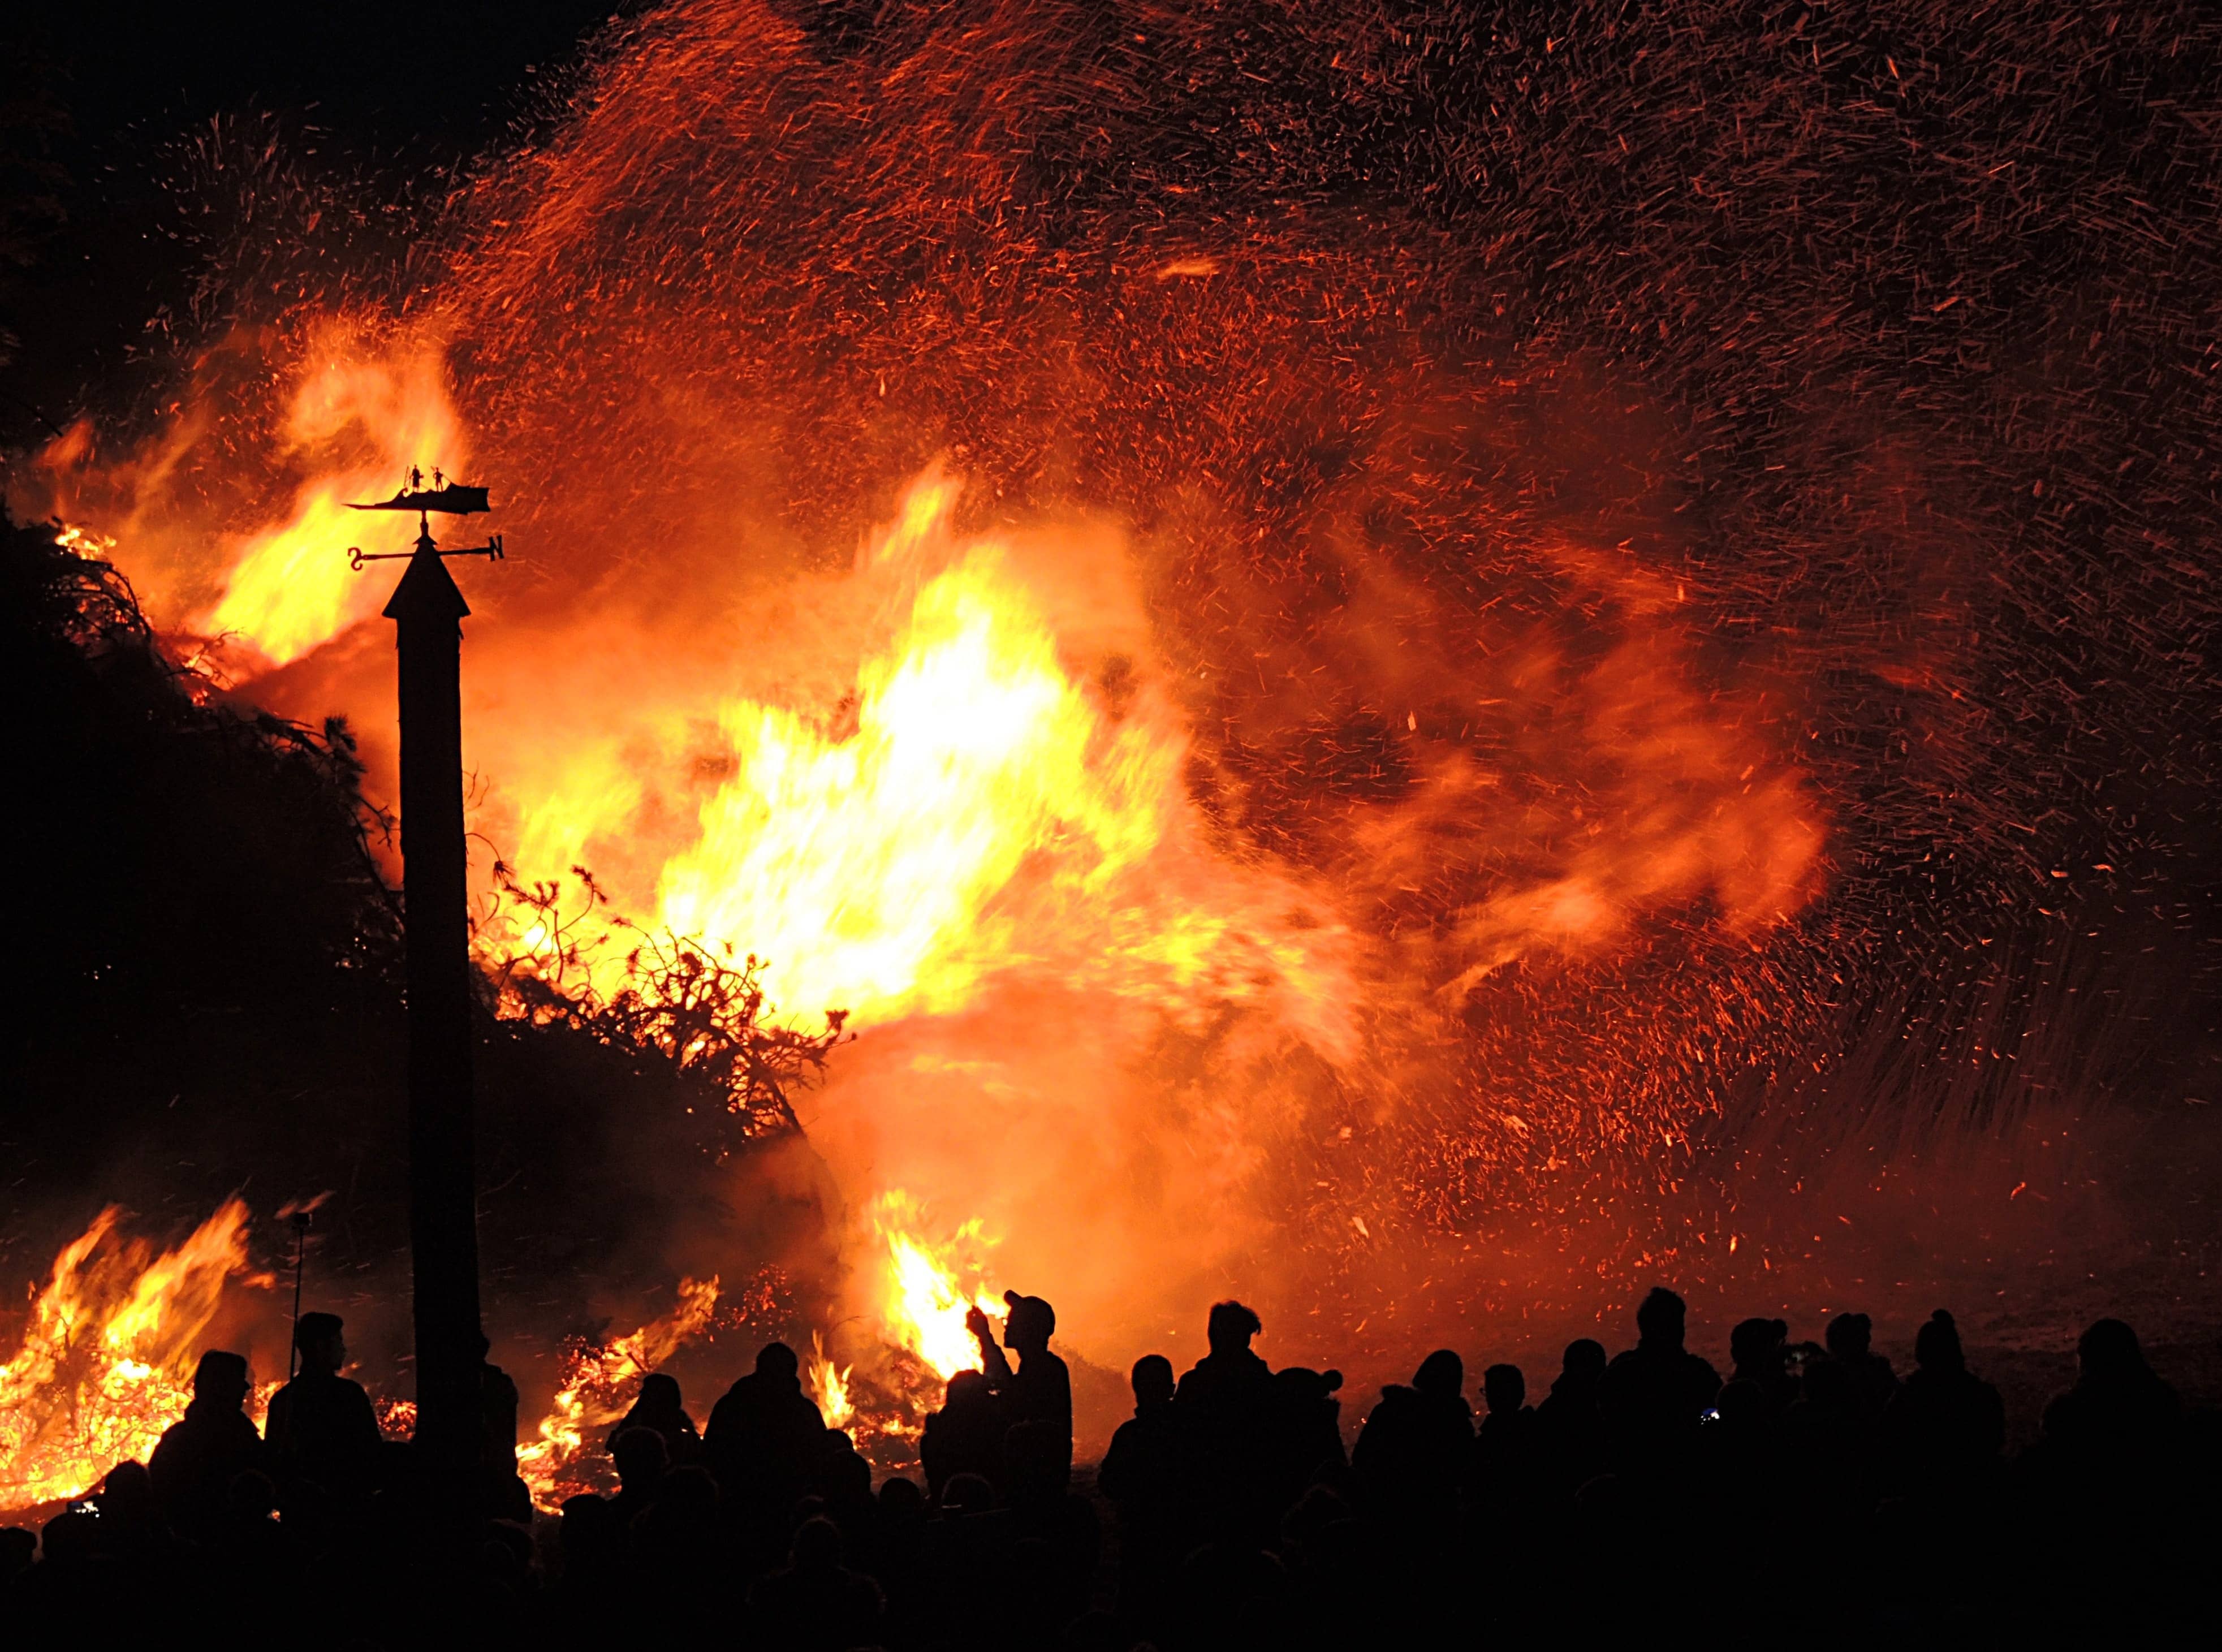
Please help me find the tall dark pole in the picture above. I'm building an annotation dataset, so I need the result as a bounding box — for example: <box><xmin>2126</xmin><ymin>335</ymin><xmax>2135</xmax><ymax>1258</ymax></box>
<box><xmin>383</xmin><ymin>515</ymin><xmax>484</xmax><ymax>1484</ymax></box>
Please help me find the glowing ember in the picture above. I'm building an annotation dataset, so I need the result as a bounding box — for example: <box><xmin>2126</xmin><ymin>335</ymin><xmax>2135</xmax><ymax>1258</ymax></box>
<box><xmin>869</xmin><ymin>1192</ymin><xmax>1002</xmax><ymax>1382</ymax></box>
<box><xmin>515</xmin><ymin>1275</ymin><xmax>719</xmax><ymax>1511</ymax></box>
<box><xmin>53</xmin><ymin>523</ymin><xmax>116</xmax><ymax>559</ymax></box>
<box><xmin>0</xmin><ymin>1201</ymin><xmax>267</xmax><ymax>1510</ymax></box>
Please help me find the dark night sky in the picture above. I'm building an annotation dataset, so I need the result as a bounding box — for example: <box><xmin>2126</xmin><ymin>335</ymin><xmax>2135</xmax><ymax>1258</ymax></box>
<box><xmin>2</xmin><ymin>2</ymin><xmax>620</xmax><ymax>440</ymax></box>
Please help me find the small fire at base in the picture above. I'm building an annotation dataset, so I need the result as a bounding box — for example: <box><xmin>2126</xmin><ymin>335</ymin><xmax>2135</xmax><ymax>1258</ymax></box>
<box><xmin>0</xmin><ymin>1197</ymin><xmax>1013</xmax><ymax>1517</ymax></box>
<box><xmin>0</xmin><ymin>1202</ymin><xmax>268</xmax><ymax>1512</ymax></box>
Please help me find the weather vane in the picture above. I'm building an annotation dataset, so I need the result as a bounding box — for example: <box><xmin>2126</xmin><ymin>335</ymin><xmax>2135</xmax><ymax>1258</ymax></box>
<box><xmin>344</xmin><ymin>465</ymin><xmax>504</xmax><ymax>570</ymax></box>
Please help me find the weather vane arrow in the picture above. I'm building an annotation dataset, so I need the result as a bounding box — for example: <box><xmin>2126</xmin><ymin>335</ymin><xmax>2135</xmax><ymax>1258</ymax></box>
<box><xmin>344</xmin><ymin>465</ymin><xmax>504</xmax><ymax>571</ymax></box>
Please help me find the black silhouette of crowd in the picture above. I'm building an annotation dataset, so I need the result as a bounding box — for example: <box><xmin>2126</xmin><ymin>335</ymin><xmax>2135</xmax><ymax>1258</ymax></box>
<box><xmin>3</xmin><ymin>1287</ymin><xmax>2212</xmax><ymax>1646</ymax></box>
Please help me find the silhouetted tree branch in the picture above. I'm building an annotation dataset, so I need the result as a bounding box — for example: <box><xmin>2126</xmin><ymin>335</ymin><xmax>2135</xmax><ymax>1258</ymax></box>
<box><xmin>480</xmin><ymin>864</ymin><xmax>851</xmax><ymax>1145</ymax></box>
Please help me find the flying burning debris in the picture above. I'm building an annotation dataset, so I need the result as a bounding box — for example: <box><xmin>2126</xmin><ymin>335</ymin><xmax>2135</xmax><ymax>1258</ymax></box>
<box><xmin>0</xmin><ymin>1201</ymin><xmax>267</xmax><ymax>1511</ymax></box>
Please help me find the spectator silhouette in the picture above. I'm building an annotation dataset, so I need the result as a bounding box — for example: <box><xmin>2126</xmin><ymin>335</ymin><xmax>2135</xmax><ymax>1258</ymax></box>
<box><xmin>1728</xmin><ymin>1317</ymin><xmax>1797</xmax><ymax>1417</ymax></box>
<box><xmin>1005</xmin><ymin>1418</ymin><xmax>1100</xmax><ymax>1624</ymax></box>
<box><xmin>970</xmin><ymin>1289</ymin><xmax>1073</xmax><ymax>1488</ymax></box>
<box><xmin>1598</xmin><ymin>1287</ymin><xmax>1721</xmax><ymax>1473</ymax></box>
<box><xmin>476</xmin><ymin>1332</ymin><xmax>531</xmax><ymax>1523</ymax></box>
<box><xmin>264</xmin><ymin>1311</ymin><xmax>382</xmax><ymax>1514</ymax></box>
<box><xmin>705</xmin><ymin>1342</ymin><xmax>826</xmax><ymax>1528</ymax></box>
<box><xmin>610</xmin><ymin>1371</ymin><xmax>701</xmax><ymax>1463</ymax></box>
<box><xmin>631</xmin><ymin>1463</ymin><xmax>725</xmax><ymax>1587</ymax></box>
<box><xmin>1174</xmin><ymin>1300</ymin><xmax>1278</xmax><ymax>1534</ymax></box>
<box><xmin>1779</xmin><ymin>1350</ymin><xmax>1866</xmax><ymax>1501</ymax></box>
<box><xmin>750</xmin><ymin>1515</ymin><xmax>885</xmax><ymax>1651</ymax></box>
<box><xmin>0</xmin><ymin>1525</ymin><xmax>33</xmax><ymax>1588</ymax></box>
<box><xmin>1884</xmin><ymin>1310</ymin><xmax>2004</xmax><ymax>1491</ymax></box>
<box><xmin>1352</xmin><ymin>1348</ymin><xmax>1472</xmax><ymax>1525</ymax></box>
<box><xmin>148</xmin><ymin>1350</ymin><xmax>264</xmax><ymax>1536</ymax></box>
<box><xmin>921</xmin><ymin>1369</ymin><xmax>1005</xmax><ymax>1504</ymax></box>
<box><xmin>607</xmin><ymin>1424</ymin><xmax>669</xmax><ymax>1527</ymax></box>
<box><xmin>1470</xmin><ymin>1361</ymin><xmax>1546</xmax><ymax>1514</ymax></box>
<box><xmin>2040</xmin><ymin>1317</ymin><xmax>2181</xmax><ymax>1458</ymax></box>
<box><xmin>1536</xmin><ymin>1338</ymin><xmax>1609</xmax><ymax>1493</ymax></box>
<box><xmin>1825</xmin><ymin>1311</ymin><xmax>1898</xmax><ymax>1425</ymax></box>
<box><xmin>87</xmin><ymin>1459</ymin><xmax>183</xmax><ymax>1581</ymax></box>
<box><xmin>1263</xmin><ymin>1364</ymin><xmax>1347</xmax><ymax>1512</ymax></box>
<box><xmin>1098</xmin><ymin>1353</ymin><xmax>1186</xmax><ymax>1620</ymax></box>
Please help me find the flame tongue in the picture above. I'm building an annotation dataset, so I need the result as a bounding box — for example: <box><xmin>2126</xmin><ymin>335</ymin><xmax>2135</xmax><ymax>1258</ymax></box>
<box><xmin>807</xmin><ymin>1335</ymin><xmax>854</xmax><ymax>1431</ymax></box>
<box><xmin>870</xmin><ymin>1191</ymin><xmax>1002</xmax><ymax>1382</ymax></box>
<box><xmin>0</xmin><ymin>1201</ymin><xmax>261</xmax><ymax>1511</ymax></box>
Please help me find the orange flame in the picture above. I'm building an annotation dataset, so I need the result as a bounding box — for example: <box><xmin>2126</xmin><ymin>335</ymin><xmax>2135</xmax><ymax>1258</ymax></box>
<box><xmin>198</xmin><ymin>333</ymin><xmax>464</xmax><ymax>666</ymax></box>
<box><xmin>0</xmin><ymin>1201</ymin><xmax>265</xmax><ymax>1510</ymax></box>
<box><xmin>515</xmin><ymin>1274</ymin><xmax>719</xmax><ymax>1511</ymax></box>
<box><xmin>868</xmin><ymin>1191</ymin><xmax>1002</xmax><ymax>1382</ymax></box>
<box><xmin>806</xmin><ymin>1334</ymin><xmax>855</xmax><ymax>1431</ymax></box>
<box><xmin>504</xmin><ymin>470</ymin><xmax>1357</xmax><ymax>1053</ymax></box>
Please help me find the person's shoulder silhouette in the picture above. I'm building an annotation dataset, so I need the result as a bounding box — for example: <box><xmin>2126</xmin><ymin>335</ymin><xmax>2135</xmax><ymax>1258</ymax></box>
<box><xmin>149</xmin><ymin>1349</ymin><xmax>265</xmax><ymax>1536</ymax></box>
<box><xmin>264</xmin><ymin>1312</ymin><xmax>381</xmax><ymax>1508</ymax></box>
<box><xmin>2042</xmin><ymin>1317</ymin><xmax>2181</xmax><ymax>1457</ymax></box>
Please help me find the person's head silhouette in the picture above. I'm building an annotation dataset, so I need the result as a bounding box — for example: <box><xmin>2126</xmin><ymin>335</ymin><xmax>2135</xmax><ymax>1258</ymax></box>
<box><xmin>1207</xmin><ymin>1300</ymin><xmax>1262</xmax><ymax>1356</ymax></box>
<box><xmin>1132</xmin><ymin>1353</ymin><xmax>1175</xmax><ymax>1409</ymax></box>
<box><xmin>193</xmin><ymin>1349</ymin><xmax>251</xmax><ymax>1410</ymax></box>
<box><xmin>637</xmin><ymin>1371</ymin><xmax>683</xmax><ymax>1414</ymax></box>
<box><xmin>1561</xmin><ymin>1339</ymin><xmax>1607</xmax><ymax>1387</ymax></box>
<box><xmin>1636</xmin><ymin>1288</ymin><xmax>1688</xmax><ymax>1350</ymax></box>
<box><xmin>1413</xmin><ymin>1349</ymin><xmax>1464</xmax><ymax>1399</ymax></box>
<box><xmin>1002</xmin><ymin>1291</ymin><xmax>1055</xmax><ymax>1356</ymax></box>
<box><xmin>1731</xmin><ymin>1317</ymin><xmax>1787</xmax><ymax>1373</ymax></box>
<box><xmin>1914</xmin><ymin>1310</ymin><xmax>1965</xmax><ymax>1375</ymax></box>
<box><xmin>295</xmin><ymin>1310</ymin><xmax>347</xmax><ymax>1375</ymax></box>
<box><xmin>611</xmin><ymin>1425</ymin><xmax>668</xmax><ymax>1491</ymax></box>
<box><xmin>791</xmin><ymin>1515</ymin><xmax>843</xmax><ymax>1577</ymax></box>
<box><xmin>756</xmin><ymin>1342</ymin><xmax>800</xmax><ymax>1384</ymax></box>
<box><xmin>1825</xmin><ymin>1312</ymin><xmax>1873</xmax><ymax>1362</ymax></box>
<box><xmin>1482</xmin><ymin>1364</ymin><xmax>1526</xmax><ymax>1415</ymax></box>
<box><xmin>2077</xmin><ymin>1317</ymin><xmax>2146</xmax><ymax>1382</ymax></box>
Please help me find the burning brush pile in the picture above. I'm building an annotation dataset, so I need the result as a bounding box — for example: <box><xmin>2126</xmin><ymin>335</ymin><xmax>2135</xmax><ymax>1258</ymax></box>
<box><xmin>0</xmin><ymin>513</ymin><xmax>1023</xmax><ymax>1513</ymax></box>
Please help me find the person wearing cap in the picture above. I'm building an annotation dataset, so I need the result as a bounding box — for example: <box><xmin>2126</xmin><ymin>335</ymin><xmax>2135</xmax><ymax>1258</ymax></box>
<box><xmin>966</xmin><ymin>1289</ymin><xmax>1073</xmax><ymax>1489</ymax></box>
<box><xmin>265</xmin><ymin>1310</ymin><xmax>382</xmax><ymax>1512</ymax></box>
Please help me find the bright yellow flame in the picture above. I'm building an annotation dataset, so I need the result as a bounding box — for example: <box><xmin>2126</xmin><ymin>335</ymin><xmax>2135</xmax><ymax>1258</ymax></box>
<box><xmin>807</xmin><ymin>1334</ymin><xmax>854</xmax><ymax>1430</ymax></box>
<box><xmin>0</xmin><ymin>1201</ymin><xmax>262</xmax><ymax>1509</ymax></box>
<box><xmin>515</xmin><ymin>1275</ymin><xmax>719</xmax><ymax>1511</ymax></box>
<box><xmin>491</xmin><ymin>469</ymin><xmax>1357</xmax><ymax>1061</ymax></box>
<box><xmin>200</xmin><ymin>337</ymin><xmax>464</xmax><ymax>665</ymax></box>
<box><xmin>54</xmin><ymin>523</ymin><xmax>117</xmax><ymax>559</ymax></box>
<box><xmin>649</xmin><ymin>483</ymin><xmax>1171</xmax><ymax>1023</ymax></box>
<box><xmin>869</xmin><ymin>1191</ymin><xmax>1002</xmax><ymax>1381</ymax></box>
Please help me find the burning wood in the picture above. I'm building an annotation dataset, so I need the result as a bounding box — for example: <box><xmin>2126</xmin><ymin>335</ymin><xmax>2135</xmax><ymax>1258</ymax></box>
<box><xmin>0</xmin><ymin>1202</ymin><xmax>267</xmax><ymax>1511</ymax></box>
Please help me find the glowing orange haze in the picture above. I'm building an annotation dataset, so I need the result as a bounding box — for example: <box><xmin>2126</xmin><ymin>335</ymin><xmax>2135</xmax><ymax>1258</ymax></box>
<box><xmin>8</xmin><ymin>323</ymin><xmax>1828</xmax><ymax>1487</ymax></box>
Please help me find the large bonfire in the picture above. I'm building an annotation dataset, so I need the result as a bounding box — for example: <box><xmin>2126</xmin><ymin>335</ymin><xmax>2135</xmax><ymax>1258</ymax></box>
<box><xmin>8</xmin><ymin>0</ymin><xmax>2220</xmax><ymax>1511</ymax></box>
